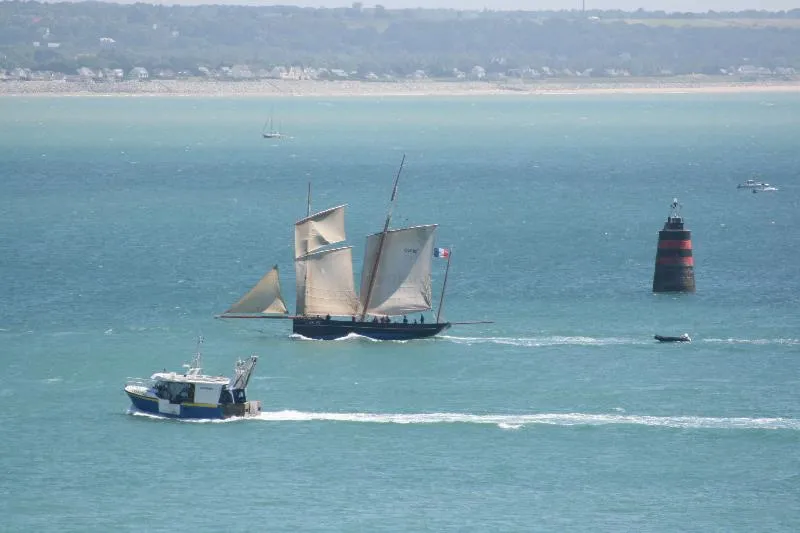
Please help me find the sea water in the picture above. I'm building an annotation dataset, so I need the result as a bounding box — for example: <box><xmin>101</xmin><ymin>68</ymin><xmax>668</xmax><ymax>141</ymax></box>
<box><xmin>1</xmin><ymin>94</ymin><xmax>798</xmax><ymax>531</ymax></box>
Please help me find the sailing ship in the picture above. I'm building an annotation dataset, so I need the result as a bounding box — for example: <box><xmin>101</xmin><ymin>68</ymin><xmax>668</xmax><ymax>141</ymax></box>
<box><xmin>219</xmin><ymin>157</ymin><xmax>454</xmax><ymax>340</ymax></box>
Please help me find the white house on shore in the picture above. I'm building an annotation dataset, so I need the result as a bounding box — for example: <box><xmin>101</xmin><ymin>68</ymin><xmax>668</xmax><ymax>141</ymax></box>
<box><xmin>128</xmin><ymin>67</ymin><xmax>149</xmax><ymax>80</ymax></box>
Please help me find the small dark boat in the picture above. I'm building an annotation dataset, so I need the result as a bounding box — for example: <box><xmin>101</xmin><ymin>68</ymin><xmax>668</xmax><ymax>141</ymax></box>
<box><xmin>654</xmin><ymin>334</ymin><xmax>691</xmax><ymax>343</ymax></box>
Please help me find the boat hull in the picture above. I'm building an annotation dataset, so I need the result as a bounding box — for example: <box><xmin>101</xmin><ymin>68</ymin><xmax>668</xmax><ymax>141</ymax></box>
<box><xmin>292</xmin><ymin>317</ymin><xmax>450</xmax><ymax>340</ymax></box>
<box><xmin>125</xmin><ymin>388</ymin><xmax>261</xmax><ymax>419</ymax></box>
<box><xmin>654</xmin><ymin>335</ymin><xmax>691</xmax><ymax>343</ymax></box>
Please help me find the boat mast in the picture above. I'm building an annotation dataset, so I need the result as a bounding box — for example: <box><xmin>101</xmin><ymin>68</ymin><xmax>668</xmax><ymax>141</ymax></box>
<box><xmin>435</xmin><ymin>249</ymin><xmax>451</xmax><ymax>324</ymax></box>
<box><xmin>359</xmin><ymin>154</ymin><xmax>405</xmax><ymax>321</ymax></box>
<box><xmin>299</xmin><ymin>181</ymin><xmax>312</xmax><ymax>317</ymax></box>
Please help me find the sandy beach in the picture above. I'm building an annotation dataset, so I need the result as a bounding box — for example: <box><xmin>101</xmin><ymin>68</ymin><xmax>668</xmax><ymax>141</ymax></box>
<box><xmin>2</xmin><ymin>78</ymin><xmax>800</xmax><ymax>97</ymax></box>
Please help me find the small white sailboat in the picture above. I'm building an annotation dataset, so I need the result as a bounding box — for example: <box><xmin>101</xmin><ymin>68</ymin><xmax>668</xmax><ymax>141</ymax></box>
<box><xmin>262</xmin><ymin>110</ymin><xmax>283</xmax><ymax>139</ymax></box>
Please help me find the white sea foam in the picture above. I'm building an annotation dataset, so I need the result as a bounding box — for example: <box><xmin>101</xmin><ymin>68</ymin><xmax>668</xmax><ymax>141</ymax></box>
<box><xmin>440</xmin><ymin>335</ymin><xmax>648</xmax><ymax>347</ymax></box>
<box><xmin>291</xmin><ymin>332</ymin><xmax>409</xmax><ymax>343</ymax></box>
<box><xmin>126</xmin><ymin>407</ymin><xmax>799</xmax><ymax>430</ymax></box>
<box><xmin>254</xmin><ymin>410</ymin><xmax>800</xmax><ymax>430</ymax></box>
<box><xmin>703</xmin><ymin>338</ymin><xmax>800</xmax><ymax>345</ymax></box>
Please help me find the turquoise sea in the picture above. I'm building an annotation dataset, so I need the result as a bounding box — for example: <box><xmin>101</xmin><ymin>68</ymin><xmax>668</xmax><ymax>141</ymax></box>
<box><xmin>1</xmin><ymin>93</ymin><xmax>798</xmax><ymax>531</ymax></box>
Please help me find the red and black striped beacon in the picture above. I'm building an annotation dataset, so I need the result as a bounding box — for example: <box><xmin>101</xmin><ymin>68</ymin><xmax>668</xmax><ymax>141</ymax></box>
<box><xmin>652</xmin><ymin>198</ymin><xmax>695</xmax><ymax>293</ymax></box>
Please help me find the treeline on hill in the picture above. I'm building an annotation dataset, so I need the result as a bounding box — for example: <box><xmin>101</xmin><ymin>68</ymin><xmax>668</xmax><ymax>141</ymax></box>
<box><xmin>1</xmin><ymin>1</ymin><xmax>800</xmax><ymax>77</ymax></box>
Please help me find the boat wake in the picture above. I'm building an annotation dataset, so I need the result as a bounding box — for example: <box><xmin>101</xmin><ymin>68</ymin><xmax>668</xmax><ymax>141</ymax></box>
<box><xmin>702</xmin><ymin>338</ymin><xmax>799</xmax><ymax>346</ymax></box>
<box><xmin>127</xmin><ymin>408</ymin><xmax>799</xmax><ymax>430</ymax></box>
<box><xmin>441</xmin><ymin>335</ymin><xmax>649</xmax><ymax>347</ymax></box>
<box><xmin>254</xmin><ymin>410</ymin><xmax>798</xmax><ymax>430</ymax></box>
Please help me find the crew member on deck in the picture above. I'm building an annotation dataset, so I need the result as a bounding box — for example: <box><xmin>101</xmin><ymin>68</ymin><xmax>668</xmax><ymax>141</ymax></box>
<box><xmin>403</xmin><ymin>315</ymin><xmax>408</xmax><ymax>324</ymax></box>
<box><xmin>420</xmin><ymin>314</ymin><xmax>425</xmax><ymax>324</ymax></box>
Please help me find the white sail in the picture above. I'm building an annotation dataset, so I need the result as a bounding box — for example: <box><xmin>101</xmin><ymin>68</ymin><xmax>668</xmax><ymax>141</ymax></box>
<box><xmin>294</xmin><ymin>205</ymin><xmax>347</xmax><ymax>259</ymax></box>
<box><xmin>224</xmin><ymin>265</ymin><xmax>288</xmax><ymax>315</ymax></box>
<box><xmin>296</xmin><ymin>246</ymin><xmax>360</xmax><ymax>316</ymax></box>
<box><xmin>359</xmin><ymin>224</ymin><xmax>437</xmax><ymax>316</ymax></box>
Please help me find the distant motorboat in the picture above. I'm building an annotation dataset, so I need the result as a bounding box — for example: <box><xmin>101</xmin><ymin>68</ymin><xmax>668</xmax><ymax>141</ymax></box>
<box><xmin>654</xmin><ymin>333</ymin><xmax>691</xmax><ymax>343</ymax></box>
<box><xmin>738</xmin><ymin>178</ymin><xmax>765</xmax><ymax>189</ymax></box>
<box><xmin>752</xmin><ymin>184</ymin><xmax>778</xmax><ymax>193</ymax></box>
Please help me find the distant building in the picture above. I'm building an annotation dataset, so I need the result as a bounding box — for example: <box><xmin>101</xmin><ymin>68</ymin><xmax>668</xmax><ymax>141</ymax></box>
<box><xmin>128</xmin><ymin>67</ymin><xmax>149</xmax><ymax>80</ymax></box>
<box><xmin>10</xmin><ymin>68</ymin><xmax>31</xmax><ymax>80</ymax></box>
<box><xmin>230</xmin><ymin>64</ymin><xmax>253</xmax><ymax>79</ymax></box>
<box><xmin>153</xmin><ymin>68</ymin><xmax>176</xmax><ymax>79</ymax></box>
<box><xmin>77</xmin><ymin>67</ymin><xmax>96</xmax><ymax>79</ymax></box>
<box><xmin>470</xmin><ymin>66</ymin><xmax>486</xmax><ymax>80</ymax></box>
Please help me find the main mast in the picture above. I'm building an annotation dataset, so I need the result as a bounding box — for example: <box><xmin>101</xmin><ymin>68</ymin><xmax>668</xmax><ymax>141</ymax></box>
<box><xmin>359</xmin><ymin>154</ymin><xmax>405</xmax><ymax>321</ymax></box>
<box><xmin>299</xmin><ymin>181</ymin><xmax>312</xmax><ymax>316</ymax></box>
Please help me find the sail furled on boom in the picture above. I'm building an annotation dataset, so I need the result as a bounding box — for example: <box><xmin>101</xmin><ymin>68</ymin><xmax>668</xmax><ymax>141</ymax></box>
<box><xmin>294</xmin><ymin>205</ymin><xmax>347</xmax><ymax>259</ymax></box>
<box><xmin>359</xmin><ymin>225</ymin><xmax>437</xmax><ymax>316</ymax></box>
<box><xmin>223</xmin><ymin>266</ymin><xmax>288</xmax><ymax>315</ymax></box>
<box><xmin>295</xmin><ymin>246</ymin><xmax>360</xmax><ymax>316</ymax></box>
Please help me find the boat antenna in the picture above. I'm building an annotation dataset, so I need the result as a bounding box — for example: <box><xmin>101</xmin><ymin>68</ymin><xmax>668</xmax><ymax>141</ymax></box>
<box><xmin>186</xmin><ymin>335</ymin><xmax>203</xmax><ymax>375</ymax></box>
<box><xmin>435</xmin><ymin>247</ymin><xmax>452</xmax><ymax>324</ymax></box>
<box><xmin>360</xmin><ymin>154</ymin><xmax>405</xmax><ymax>321</ymax></box>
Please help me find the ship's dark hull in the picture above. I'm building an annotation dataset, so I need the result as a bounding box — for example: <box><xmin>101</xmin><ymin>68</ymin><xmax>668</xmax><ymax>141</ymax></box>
<box><xmin>654</xmin><ymin>335</ymin><xmax>690</xmax><ymax>343</ymax></box>
<box><xmin>292</xmin><ymin>318</ymin><xmax>450</xmax><ymax>340</ymax></box>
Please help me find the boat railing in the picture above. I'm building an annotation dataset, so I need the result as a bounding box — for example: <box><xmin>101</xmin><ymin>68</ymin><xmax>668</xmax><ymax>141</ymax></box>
<box><xmin>125</xmin><ymin>377</ymin><xmax>155</xmax><ymax>390</ymax></box>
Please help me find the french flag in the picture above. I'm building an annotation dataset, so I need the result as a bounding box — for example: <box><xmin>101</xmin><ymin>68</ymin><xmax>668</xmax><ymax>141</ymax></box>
<box><xmin>433</xmin><ymin>247</ymin><xmax>450</xmax><ymax>259</ymax></box>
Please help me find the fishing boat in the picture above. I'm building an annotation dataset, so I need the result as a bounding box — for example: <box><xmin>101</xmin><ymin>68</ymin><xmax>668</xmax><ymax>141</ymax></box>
<box><xmin>218</xmin><ymin>156</ymin><xmax>473</xmax><ymax>341</ymax></box>
<box><xmin>654</xmin><ymin>333</ymin><xmax>691</xmax><ymax>343</ymax></box>
<box><xmin>124</xmin><ymin>338</ymin><xmax>262</xmax><ymax>419</ymax></box>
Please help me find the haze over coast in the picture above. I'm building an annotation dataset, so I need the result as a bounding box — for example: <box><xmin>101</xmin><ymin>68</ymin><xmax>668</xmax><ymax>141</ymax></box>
<box><xmin>2</xmin><ymin>2</ymin><xmax>799</xmax><ymax>97</ymax></box>
<box><xmin>3</xmin><ymin>78</ymin><xmax>800</xmax><ymax>98</ymax></box>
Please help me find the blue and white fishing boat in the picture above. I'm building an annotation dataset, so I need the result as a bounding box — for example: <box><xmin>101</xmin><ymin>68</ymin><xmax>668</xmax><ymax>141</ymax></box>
<box><xmin>124</xmin><ymin>339</ymin><xmax>262</xmax><ymax>420</ymax></box>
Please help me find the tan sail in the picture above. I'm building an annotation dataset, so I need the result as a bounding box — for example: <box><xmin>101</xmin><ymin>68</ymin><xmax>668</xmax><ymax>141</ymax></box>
<box><xmin>294</xmin><ymin>205</ymin><xmax>348</xmax><ymax>259</ymax></box>
<box><xmin>359</xmin><ymin>224</ymin><xmax>437</xmax><ymax>316</ymax></box>
<box><xmin>296</xmin><ymin>246</ymin><xmax>360</xmax><ymax>316</ymax></box>
<box><xmin>224</xmin><ymin>265</ymin><xmax>288</xmax><ymax>315</ymax></box>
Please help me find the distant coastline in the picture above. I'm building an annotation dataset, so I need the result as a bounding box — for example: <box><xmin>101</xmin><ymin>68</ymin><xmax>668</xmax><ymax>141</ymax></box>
<box><xmin>2</xmin><ymin>78</ymin><xmax>800</xmax><ymax>97</ymax></box>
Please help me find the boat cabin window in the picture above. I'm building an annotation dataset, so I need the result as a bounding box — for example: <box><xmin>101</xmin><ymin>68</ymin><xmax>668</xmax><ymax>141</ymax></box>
<box><xmin>219</xmin><ymin>386</ymin><xmax>233</xmax><ymax>405</ymax></box>
<box><xmin>232</xmin><ymin>389</ymin><xmax>247</xmax><ymax>404</ymax></box>
<box><xmin>154</xmin><ymin>381</ymin><xmax>194</xmax><ymax>403</ymax></box>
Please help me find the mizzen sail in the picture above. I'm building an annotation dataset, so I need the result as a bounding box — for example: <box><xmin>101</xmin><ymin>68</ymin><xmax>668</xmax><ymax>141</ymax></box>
<box><xmin>359</xmin><ymin>224</ymin><xmax>437</xmax><ymax>316</ymax></box>
<box><xmin>223</xmin><ymin>265</ymin><xmax>288</xmax><ymax>315</ymax></box>
<box><xmin>296</xmin><ymin>246</ymin><xmax>360</xmax><ymax>316</ymax></box>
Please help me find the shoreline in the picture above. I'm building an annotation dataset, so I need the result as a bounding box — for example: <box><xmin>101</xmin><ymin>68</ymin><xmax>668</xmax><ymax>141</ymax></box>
<box><xmin>2</xmin><ymin>78</ymin><xmax>800</xmax><ymax>97</ymax></box>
